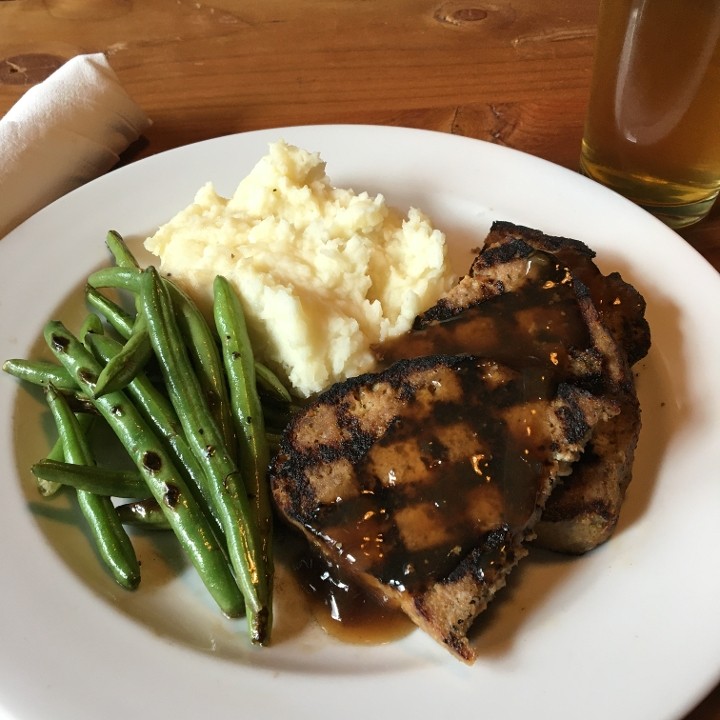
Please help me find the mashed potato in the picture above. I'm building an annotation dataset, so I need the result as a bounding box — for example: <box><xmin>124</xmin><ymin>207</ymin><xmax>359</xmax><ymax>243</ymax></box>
<box><xmin>144</xmin><ymin>140</ymin><xmax>454</xmax><ymax>397</ymax></box>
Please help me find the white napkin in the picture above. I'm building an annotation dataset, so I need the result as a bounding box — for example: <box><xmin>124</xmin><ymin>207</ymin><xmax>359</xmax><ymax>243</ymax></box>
<box><xmin>0</xmin><ymin>53</ymin><xmax>151</xmax><ymax>239</ymax></box>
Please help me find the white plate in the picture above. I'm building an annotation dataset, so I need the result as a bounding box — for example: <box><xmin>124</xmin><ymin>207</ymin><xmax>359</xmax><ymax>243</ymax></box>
<box><xmin>1</xmin><ymin>125</ymin><xmax>719</xmax><ymax>720</ymax></box>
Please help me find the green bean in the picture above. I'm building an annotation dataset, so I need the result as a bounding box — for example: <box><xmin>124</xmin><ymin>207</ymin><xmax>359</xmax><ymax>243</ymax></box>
<box><xmin>87</xmin><ymin>332</ymin><xmax>223</xmax><ymax>533</ymax></box>
<box><xmin>261</xmin><ymin>398</ymin><xmax>297</xmax><ymax>435</ymax></box>
<box><xmin>254</xmin><ymin>361</ymin><xmax>292</xmax><ymax>403</ymax></box>
<box><xmin>139</xmin><ymin>267</ymin><xmax>269</xmax><ymax>642</ymax></box>
<box><xmin>213</xmin><ymin>275</ymin><xmax>273</xmax><ymax>630</ymax></box>
<box><xmin>79</xmin><ymin>312</ymin><xmax>104</xmax><ymax>341</ymax></box>
<box><xmin>88</xmin><ymin>237</ymin><xmax>146</xmax><ymax>398</ymax></box>
<box><xmin>265</xmin><ymin>432</ymin><xmax>282</xmax><ymax>454</ymax></box>
<box><xmin>86</xmin><ymin>250</ymin><xmax>156</xmax><ymax>398</ymax></box>
<box><xmin>38</xmin><ymin>435</ymin><xmax>66</xmax><ymax>497</ymax></box>
<box><xmin>2</xmin><ymin>357</ymin><xmax>98</xmax><ymax>420</ymax></box>
<box><xmin>85</xmin><ymin>285</ymin><xmax>134</xmax><ymax>339</ymax></box>
<box><xmin>33</xmin><ymin>413</ymin><xmax>94</xmax><ymax>497</ymax></box>
<box><xmin>93</xmin><ymin>309</ymin><xmax>153</xmax><ymax>396</ymax></box>
<box><xmin>116</xmin><ymin>499</ymin><xmax>171</xmax><ymax>529</ymax></box>
<box><xmin>44</xmin><ymin>383</ymin><xmax>140</xmax><ymax>590</ymax></box>
<box><xmin>164</xmin><ymin>280</ymin><xmax>237</xmax><ymax>460</ymax></box>
<box><xmin>88</xmin><ymin>264</ymin><xmax>237</xmax><ymax>456</ymax></box>
<box><xmin>106</xmin><ymin>230</ymin><xmax>140</xmax><ymax>269</ymax></box>
<box><xmin>44</xmin><ymin>320</ymin><xmax>245</xmax><ymax>617</ymax></box>
<box><xmin>88</xmin><ymin>266</ymin><xmax>141</xmax><ymax>294</ymax></box>
<box><xmin>32</xmin><ymin>459</ymin><xmax>148</xmax><ymax>497</ymax></box>
<box><xmin>2</xmin><ymin>358</ymin><xmax>76</xmax><ymax>391</ymax></box>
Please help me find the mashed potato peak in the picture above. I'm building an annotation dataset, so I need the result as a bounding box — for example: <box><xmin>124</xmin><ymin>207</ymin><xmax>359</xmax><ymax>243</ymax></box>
<box><xmin>144</xmin><ymin>140</ymin><xmax>454</xmax><ymax>397</ymax></box>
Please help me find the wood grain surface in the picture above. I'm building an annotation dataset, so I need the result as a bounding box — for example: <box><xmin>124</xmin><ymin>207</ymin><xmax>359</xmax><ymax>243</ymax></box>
<box><xmin>1</xmin><ymin>1</ymin><xmax>718</xmax><ymax>717</ymax></box>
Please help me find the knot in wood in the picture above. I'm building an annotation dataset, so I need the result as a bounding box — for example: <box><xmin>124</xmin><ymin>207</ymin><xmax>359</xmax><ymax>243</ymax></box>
<box><xmin>434</xmin><ymin>3</ymin><xmax>488</xmax><ymax>26</ymax></box>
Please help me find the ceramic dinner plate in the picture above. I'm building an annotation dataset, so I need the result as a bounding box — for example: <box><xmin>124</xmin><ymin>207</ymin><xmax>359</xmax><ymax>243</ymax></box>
<box><xmin>1</xmin><ymin>125</ymin><xmax>719</xmax><ymax>720</ymax></box>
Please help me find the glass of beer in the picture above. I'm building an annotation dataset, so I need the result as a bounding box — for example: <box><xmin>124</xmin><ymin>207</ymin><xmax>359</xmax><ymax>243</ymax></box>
<box><xmin>580</xmin><ymin>0</ymin><xmax>720</xmax><ymax>228</ymax></box>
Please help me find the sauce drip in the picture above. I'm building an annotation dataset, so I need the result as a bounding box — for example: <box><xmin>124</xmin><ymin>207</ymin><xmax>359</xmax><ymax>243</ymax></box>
<box><xmin>294</xmin><ymin>549</ymin><xmax>414</xmax><ymax>644</ymax></box>
<box><xmin>280</xmin><ymin>526</ymin><xmax>413</xmax><ymax>644</ymax></box>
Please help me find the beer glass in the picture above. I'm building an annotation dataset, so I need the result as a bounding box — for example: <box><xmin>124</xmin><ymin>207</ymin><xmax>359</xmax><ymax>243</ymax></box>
<box><xmin>580</xmin><ymin>0</ymin><xmax>720</xmax><ymax>228</ymax></box>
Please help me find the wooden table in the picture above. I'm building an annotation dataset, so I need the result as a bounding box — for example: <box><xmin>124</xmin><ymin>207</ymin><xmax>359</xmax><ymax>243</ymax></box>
<box><xmin>1</xmin><ymin>1</ymin><xmax>718</xmax><ymax>717</ymax></box>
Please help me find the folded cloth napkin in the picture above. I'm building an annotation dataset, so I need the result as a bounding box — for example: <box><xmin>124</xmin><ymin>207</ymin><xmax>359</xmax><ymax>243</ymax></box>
<box><xmin>0</xmin><ymin>52</ymin><xmax>151</xmax><ymax>239</ymax></box>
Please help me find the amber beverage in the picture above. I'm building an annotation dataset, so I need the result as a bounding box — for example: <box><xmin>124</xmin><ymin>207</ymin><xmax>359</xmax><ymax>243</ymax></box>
<box><xmin>580</xmin><ymin>0</ymin><xmax>720</xmax><ymax>228</ymax></box>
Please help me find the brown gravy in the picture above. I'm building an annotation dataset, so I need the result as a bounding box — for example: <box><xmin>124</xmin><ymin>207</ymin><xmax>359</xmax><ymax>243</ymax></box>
<box><xmin>281</xmin><ymin>527</ymin><xmax>414</xmax><ymax>644</ymax></box>
<box><xmin>294</xmin><ymin>549</ymin><xmax>414</xmax><ymax>644</ymax></box>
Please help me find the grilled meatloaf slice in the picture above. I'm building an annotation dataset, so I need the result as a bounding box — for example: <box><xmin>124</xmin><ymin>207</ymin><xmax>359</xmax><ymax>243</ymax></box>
<box><xmin>479</xmin><ymin>222</ymin><xmax>650</xmax><ymax>553</ymax></box>
<box><xmin>270</xmin><ymin>355</ymin><xmax>619</xmax><ymax>663</ymax></box>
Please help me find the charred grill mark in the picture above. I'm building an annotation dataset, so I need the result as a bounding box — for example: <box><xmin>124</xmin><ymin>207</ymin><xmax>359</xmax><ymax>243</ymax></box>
<box><xmin>446</xmin><ymin>526</ymin><xmax>514</xmax><ymax>584</ymax></box>
<box><xmin>483</xmin><ymin>236</ymin><xmax>535</xmax><ymax>263</ymax></box>
<box><xmin>555</xmin><ymin>385</ymin><xmax>595</xmax><ymax>445</ymax></box>
<box><xmin>270</xmin><ymin>465</ymin><xmax>316</xmax><ymax>521</ymax></box>
<box><xmin>412</xmin><ymin>297</ymin><xmax>460</xmax><ymax>327</ymax></box>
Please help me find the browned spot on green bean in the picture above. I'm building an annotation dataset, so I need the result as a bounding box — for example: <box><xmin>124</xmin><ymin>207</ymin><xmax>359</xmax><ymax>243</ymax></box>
<box><xmin>142</xmin><ymin>451</ymin><xmax>163</xmax><ymax>473</ymax></box>
<box><xmin>51</xmin><ymin>334</ymin><xmax>70</xmax><ymax>352</ymax></box>
<box><xmin>163</xmin><ymin>484</ymin><xmax>181</xmax><ymax>508</ymax></box>
<box><xmin>78</xmin><ymin>368</ymin><xmax>98</xmax><ymax>385</ymax></box>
